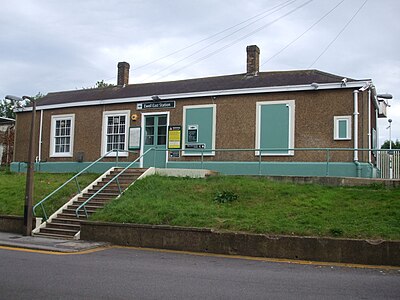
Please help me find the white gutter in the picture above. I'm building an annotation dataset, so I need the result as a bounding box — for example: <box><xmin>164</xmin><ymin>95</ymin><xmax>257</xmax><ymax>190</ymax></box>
<box><xmin>353</xmin><ymin>90</ymin><xmax>359</xmax><ymax>162</ymax></box>
<box><xmin>17</xmin><ymin>81</ymin><xmax>369</xmax><ymax>112</ymax></box>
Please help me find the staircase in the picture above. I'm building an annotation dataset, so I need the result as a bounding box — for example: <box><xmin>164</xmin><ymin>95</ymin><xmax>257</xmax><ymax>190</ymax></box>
<box><xmin>34</xmin><ymin>168</ymin><xmax>147</xmax><ymax>239</ymax></box>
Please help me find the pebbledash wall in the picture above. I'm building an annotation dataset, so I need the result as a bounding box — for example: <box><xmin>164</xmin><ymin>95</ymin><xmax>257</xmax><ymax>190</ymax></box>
<box><xmin>11</xmin><ymin>45</ymin><xmax>385</xmax><ymax>178</ymax></box>
<box><xmin>11</xmin><ymin>88</ymin><xmax>378</xmax><ymax>178</ymax></box>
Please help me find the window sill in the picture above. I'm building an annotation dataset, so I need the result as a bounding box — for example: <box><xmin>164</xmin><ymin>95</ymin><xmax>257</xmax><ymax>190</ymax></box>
<box><xmin>50</xmin><ymin>153</ymin><xmax>73</xmax><ymax>158</ymax></box>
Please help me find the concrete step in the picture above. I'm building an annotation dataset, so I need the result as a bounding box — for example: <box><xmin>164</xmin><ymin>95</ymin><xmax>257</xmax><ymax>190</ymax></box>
<box><xmin>47</xmin><ymin>222</ymin><xmax>80</xmax><ymax>230</ymax></box>
<box><xmin>63</xmin><ymin>208</ymin><xmax>96</xmax><ymax>215</ymax></box>
<box><xmin>39</xmin><ymin>227</ymin><xmax>78</xmax><ymax>237</ymax></box>
<box><xmin>51</xmin><ymin>217</ymin><xmax>81</xmax><ymax>225</ymax></box>
<box><xmin>81</xmin><ymin>192</ymin><xmax>119</xmax><ymax>198</ymax></box>
<box><xmin>68</xmin><ymin>203</ymin><xmax>104</xmax><ymax>210</ymax></box>
<box><xmin>34</xmin><ymin>232</ymin><xmax>75</xmax><ymax>240</ymax></box>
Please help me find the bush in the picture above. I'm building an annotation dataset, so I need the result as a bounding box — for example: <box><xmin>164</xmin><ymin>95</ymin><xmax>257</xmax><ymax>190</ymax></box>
<box><xmin>214</xmin><ymin>191</ymin><xmax>238</xmax><ymax>204</ymax></box>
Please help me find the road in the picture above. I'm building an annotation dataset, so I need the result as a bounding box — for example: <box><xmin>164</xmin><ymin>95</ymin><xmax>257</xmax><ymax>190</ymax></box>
<box><xmin>0</xmin><ymin>246</ymin><xmax>399</xmax><ymax>299</ymax></box>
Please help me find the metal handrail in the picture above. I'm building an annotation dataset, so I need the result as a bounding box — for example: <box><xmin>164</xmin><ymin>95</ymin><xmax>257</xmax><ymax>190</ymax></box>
<box><xmin>33</xmin><ymin>149</ymin><xmax>120</xmax><ymax>220</ymax></box>
<box><xmin>75</xmin><ymin>147</ymin><xmax>154</xmax><ymax>218</ymax></box>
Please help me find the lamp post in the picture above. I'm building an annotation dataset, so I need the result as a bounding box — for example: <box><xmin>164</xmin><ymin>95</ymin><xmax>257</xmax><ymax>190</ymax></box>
<box><xmin>387</xmin><ymin>119</ymin><xmax>393</xmax><ymax>179</ymax></box>
<box><xmin>377</xmin><ymin>93</ymin><xmax>394</xmax><ymax>180</ymax></box>
<box><xmin>5</xmin><ymin>95</ymin><xmax>36</xmax><ymax>236</ymax></box>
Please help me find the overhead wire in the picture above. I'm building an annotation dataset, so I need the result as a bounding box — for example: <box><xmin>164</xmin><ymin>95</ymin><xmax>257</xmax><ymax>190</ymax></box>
<box><xmin>157</xmin><ymin>0</ymin><xmax>314</xmax><ymax>80</ymax></box>
<box><xmin>308</xmin><ymin>0</ymin><xmax>368</xmax><ymax>68</ymax></box>
<box><xmin>140</xmin><ymin>0</ymin><xmax>300</xmax><ymax>82</ymax></box>
<box><xmin>134</xmin><ymin>0</ymin><xmax>297</xmax><ymax>72</ymax></box>
<box><xmin>261</xmin><ymin>0</ymin><xmax>346</xmax><ymax>67</ymax></box>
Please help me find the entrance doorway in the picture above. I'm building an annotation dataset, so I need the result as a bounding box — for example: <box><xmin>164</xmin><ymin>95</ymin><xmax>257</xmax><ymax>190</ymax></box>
<box><xmin>142</xmin><ymin>114</ymin><xmax>168</xmax><ymax>168</ymax></box>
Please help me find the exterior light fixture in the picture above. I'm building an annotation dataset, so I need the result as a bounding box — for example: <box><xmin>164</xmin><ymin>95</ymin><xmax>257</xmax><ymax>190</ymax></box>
<box><xmin>151</xmin><ymin>95</ymin><xmax>161</xmax><ymax>101</ymax></box>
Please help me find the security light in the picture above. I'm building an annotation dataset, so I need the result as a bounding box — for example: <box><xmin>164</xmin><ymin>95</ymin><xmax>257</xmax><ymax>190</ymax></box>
<box><xmin>377</xmin><ymin>93</ymin><xmax>393</xmax><ymax>99</ymax></box>
<box><xmin>5</xmin><ymin>95</ymin><xmax>23</xmax><ymax>102</ymax></box>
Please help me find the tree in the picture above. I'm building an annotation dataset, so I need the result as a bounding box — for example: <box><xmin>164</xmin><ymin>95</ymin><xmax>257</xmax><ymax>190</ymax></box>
<box><xmin>95</xmin><ymin>80</ymin><xmax>114</xmax><ymax>88</ymax></box>
<box><xmin>84</xmin><ymin>80</ymin><xmax>115</xmax><ymax>89</ymax></box>
<box><xmin>0</xmin><ymin>92</ymin><xmax>44</xmax><ymax>119</ymax></box>
<box><xmin>381</xmin><ymin>139</ymin><xmax>400</xmax><ymax>149</ymax></box>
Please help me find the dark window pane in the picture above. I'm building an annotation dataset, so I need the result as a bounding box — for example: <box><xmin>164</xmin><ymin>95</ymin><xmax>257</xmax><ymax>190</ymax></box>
<box><xmin>146</xmin><ymin>127</ymin><xmax>154</xmax><ymax>136</ymax></box>
<box><xmin>157</xmin><ymin>136</ymin><xmax>166</xmax><ymax>145</ymax></box>
<box><xmin>146</xmin><ymin>117</ymin><xmax>154</xmax><ymax>126</ymax></box>
<box><xmin>158</xmin><ymin>126</ymin><xmax>166</xmax><ymax>135</ymax></box>
<box><xmin>145</xmin><ymin>136</ymin><xmax>154</xmax><ymax>145</ymax></box>
<box><xmin>158</xmin><ymin>116</ymin><xmax>167</xmax><ymax>125</ymax></box>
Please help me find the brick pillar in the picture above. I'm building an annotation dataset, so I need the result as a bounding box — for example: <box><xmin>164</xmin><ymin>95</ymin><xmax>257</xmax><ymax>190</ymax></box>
<box><xmin>246</xmin><ymin>45</ymin><xmax>260</xmax><ymax>75</ymax></box>
<box><xmin>117</xmin><ymin>62</ymin><xmax>130</xmax><ymax>86</ymax></box>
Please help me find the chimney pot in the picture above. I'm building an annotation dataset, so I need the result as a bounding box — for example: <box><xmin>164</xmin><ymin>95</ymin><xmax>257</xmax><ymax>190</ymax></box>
<box><xmin>246</xmin><ymin>45</ymin><xmax>260</xmax><ymax>75</ymax></box>
<box><xmin>117</xmin><ymin>62</ymin><xmax>130</xmax><ymax>86</ymax></box>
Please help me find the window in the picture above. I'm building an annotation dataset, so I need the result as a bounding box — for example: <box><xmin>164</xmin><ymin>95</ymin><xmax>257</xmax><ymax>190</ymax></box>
<box><xmin>102</xmin><ymin>111</ymin><xmax>130</xmax><ymax>156</ymax></box>
<box><xmin>255</xmin><ymin>100</ymin><xmax>295</xmax><ymax>156</ymax></box>
<box><xmin>334</xmin><ymin>116</ymin><xmax>351</xmax><ymax>140</ymax></box>
<box><xmin>50</xmin><ymin>114</ymin><xmax>75</xmax><ymax>157</ymax></box>
<box><xmin>183</xmin><ymin>104</ymin><xmax>216</xmax><ymax>156</ymax></box>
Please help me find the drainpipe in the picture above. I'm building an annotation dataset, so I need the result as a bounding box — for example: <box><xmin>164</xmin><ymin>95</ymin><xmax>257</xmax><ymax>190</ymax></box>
<box><xmin>353</xmin><ymin>90</ymin><xmax>361</xmax><ymax>177</ymax></box>
<box><xmin>38</xmin><ymin>109</ymin><xmax>43</xmax><ymax>162</ymax></box>
<box><xmin>367</xmin><ymin>89</ymin><xmax>372</xmax><ymax>164</ymax></box>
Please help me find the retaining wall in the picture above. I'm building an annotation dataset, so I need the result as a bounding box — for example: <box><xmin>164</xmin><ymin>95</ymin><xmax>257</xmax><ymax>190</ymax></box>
<box><xmin>80</xmin><ymin>221</ymin><xmax>400</xmax><ymax>266</ymax></box>
<box><xmin>0</xmin><ymin>215</ymin><xmax>38</xmax><ymax>234</ymax></box>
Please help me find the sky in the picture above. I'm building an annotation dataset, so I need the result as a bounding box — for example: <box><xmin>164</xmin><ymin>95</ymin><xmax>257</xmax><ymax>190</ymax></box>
<box><xmin>1</xmin><ymin>0</ymin><xmax>399</xmax><ymax>145</ymax></box>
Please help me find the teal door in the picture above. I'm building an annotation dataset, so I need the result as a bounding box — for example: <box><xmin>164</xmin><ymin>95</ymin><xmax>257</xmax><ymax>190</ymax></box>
<box><xmin>143</xmin><ymin>115</ymin><xmax>167</xmax><ymax>167</ymax></box>
<box><xmin>260</xmin><ymin>104</ymin><xmax>290</xmax><ymax>155</ymax></box>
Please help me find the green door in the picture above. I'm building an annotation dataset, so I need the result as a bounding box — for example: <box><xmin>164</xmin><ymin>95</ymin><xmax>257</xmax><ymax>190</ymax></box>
<box><xmin>143</xmin><ymin>115</ymin><xmax>167</xmax><ymax>167</ymax></box>
<box><xmin>260</xmin><ymin>104</ymin><xmax>290</xmax><ymax>154</ymax></box>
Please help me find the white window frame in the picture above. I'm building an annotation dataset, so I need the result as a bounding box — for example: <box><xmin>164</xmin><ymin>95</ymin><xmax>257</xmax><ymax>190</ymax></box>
<box><xmin>334</xmin><ymin>116</ymin><xmax>352</xmax><ymax>140</ymax></box>
<box><xmin>255</xmin><ymin>100</ymin><xmax>295</xmax><ymax>156</ymax></box>
<box><xmin>182</xmin><ymin>104</ymin><xmax>216</xmax><ymax>156</ymax></box>
<box><xmin>101</xmin><ymin>110</ymin><xmax>130</xmax><ymax>157</ymax></box>
<box><xmin>50</xmin><ymin>114</ymin><xmax>75</xmax><ymax>157</ymax></box>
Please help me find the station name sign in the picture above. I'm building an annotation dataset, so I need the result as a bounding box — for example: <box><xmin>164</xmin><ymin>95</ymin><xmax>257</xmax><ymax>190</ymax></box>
<box><xmin>137</xmin><ymin>101</ymin><xmax>176</xmax><ymax>110</ymax></box>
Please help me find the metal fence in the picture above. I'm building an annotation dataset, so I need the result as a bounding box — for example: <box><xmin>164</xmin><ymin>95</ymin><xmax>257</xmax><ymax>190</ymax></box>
<box><xmin>377</xmin><ymin>150</ymin><xmax>400</xmax><ymax>179</ymax></box>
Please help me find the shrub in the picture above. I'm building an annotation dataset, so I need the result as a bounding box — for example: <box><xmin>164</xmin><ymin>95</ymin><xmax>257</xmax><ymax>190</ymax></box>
<box><xmin>214</xmin><ymin>191</ymin><xmax>238</xmax><ymax>204</ymax></box>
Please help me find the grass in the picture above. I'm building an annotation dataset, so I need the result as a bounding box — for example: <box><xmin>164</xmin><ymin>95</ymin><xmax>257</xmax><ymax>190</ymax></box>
<box><xmin>91</xmin><ymin>175</ymin><xmax>400</xmax><ymax>240</ymax></box>
<box><xmin>0</xmin><ymin>170</ymin><xmax>99</xmax><ymax>218</ymax></box>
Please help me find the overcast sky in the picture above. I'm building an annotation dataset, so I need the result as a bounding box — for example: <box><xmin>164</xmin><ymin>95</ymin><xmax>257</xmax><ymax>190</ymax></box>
<box><xmin>1</xmin><ymin>0</ymin><xmax>399</xmax><ymax>145</ymax></box>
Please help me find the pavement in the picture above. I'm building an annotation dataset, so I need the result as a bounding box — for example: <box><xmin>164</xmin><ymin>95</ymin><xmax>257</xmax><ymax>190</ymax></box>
<box><xmin>0</xmin><ymin>231</ymin><xmax>108</xmax><ymax>253</ymax></box>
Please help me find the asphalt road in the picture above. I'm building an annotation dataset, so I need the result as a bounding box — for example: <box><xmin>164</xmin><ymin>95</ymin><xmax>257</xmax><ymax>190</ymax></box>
<box><xmin>0</xmin><ymin>246</ymin><xmax>399</xmax><ymax>300</ymax></box>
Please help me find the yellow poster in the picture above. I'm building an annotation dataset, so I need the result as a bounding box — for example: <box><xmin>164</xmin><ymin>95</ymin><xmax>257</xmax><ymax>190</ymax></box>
<box><xmin>168</xmin><ymin>126</ymin><xmax>182</xmax><ymax>149</ymax></box>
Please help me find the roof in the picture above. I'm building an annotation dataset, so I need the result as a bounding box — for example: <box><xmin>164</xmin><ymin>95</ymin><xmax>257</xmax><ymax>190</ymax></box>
<box><xmin>36</xmin><ymin>69</ymin><xmax>365</xmax><ymax>107</ymax></box>
<box><xmin>0</xmin><ymin>117</ymin><xmax>15</xmax><ymax>125</ymax></box>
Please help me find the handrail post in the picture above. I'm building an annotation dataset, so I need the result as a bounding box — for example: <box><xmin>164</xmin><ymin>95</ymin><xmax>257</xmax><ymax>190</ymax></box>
<box><xmin>41</xmin><ymin>203</ymin><xmax>48</xmax><ymax>221</ymax></box>
<box><xmin>258</xmin><ymin>149</ymin><xmax>262</xmax><ymax>176</ymax></box>
<box><xmin>116</xmin><ymin>177</ymin><xmax>122</xmax><ymax>194</ymax></box>
<box><xmin>201</xmin><ymin>150</ymin><xmax>204</xmax><ymax>169</ymax></box>
<box><xmin>116</xmin><ymin>149</ymin><xmax>119</xmax><ymax>167</ymax></box>
<box><xmin>326</xmin><ymin>149</ymin><xmax>330</xmax><ymax>177</ymax></box>
<box><xmin>153</xmin><ymin>147</ymin><xmax>156</xmax><ymax>167</ymax></box>
<box><xmin>74</xmin><ymin>177</ymin><xmax>81</xmax><ymax>193</ymax></box>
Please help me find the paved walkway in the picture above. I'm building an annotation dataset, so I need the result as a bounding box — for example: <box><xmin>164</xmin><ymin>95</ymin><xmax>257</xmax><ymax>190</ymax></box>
<box><xmin>0</xmin><ymin>232</ymin><xmax>108</xmax><ymax>253</ymax></box>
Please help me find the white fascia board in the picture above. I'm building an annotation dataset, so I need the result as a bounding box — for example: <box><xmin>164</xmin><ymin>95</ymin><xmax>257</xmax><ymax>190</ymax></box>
<box><xmin>20</xmin><ymin>81</ymin><xmax>368</xmax><ymax>112</ymax></box>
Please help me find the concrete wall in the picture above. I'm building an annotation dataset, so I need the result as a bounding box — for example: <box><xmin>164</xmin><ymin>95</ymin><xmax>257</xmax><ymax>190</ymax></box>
<box><xmin>0</xmin><ymin>215</ymin><xmax>38</xmax><ymax>234</ymax></box>
<box><xmin>80</xmin><ymin>221</ymin><xmax>400</xmax><ymax>266</ymax></box>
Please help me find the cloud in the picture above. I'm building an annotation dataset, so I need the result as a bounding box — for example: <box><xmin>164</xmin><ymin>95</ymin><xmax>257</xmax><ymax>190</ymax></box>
<box><xmin>1</xmin><ymin>0</ymin><xmax>399</xmax><ymax>143</ymax></box>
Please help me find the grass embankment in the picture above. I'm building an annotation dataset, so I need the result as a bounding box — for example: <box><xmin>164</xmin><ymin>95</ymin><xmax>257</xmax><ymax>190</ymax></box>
<box><xmin>91</xmin><ymin>175</ymin><xmax>400</xmax><ymax>240</ymax></box>
<box><xmin>0</xmin><ymin>171</ymin><xmax>98</xmax><ymax>217</ymax></box>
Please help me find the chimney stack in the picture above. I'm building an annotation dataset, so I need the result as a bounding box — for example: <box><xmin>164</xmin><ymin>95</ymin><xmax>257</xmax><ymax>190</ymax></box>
<box><xmin>117</xmin><ymin>62</ymin><xmax>130</xmax><ymax>86</ymax></box>
<box><xmin>246</xmin><ymin>45</ymin><xmax>260</xmax><ymax>76</ymax></box>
